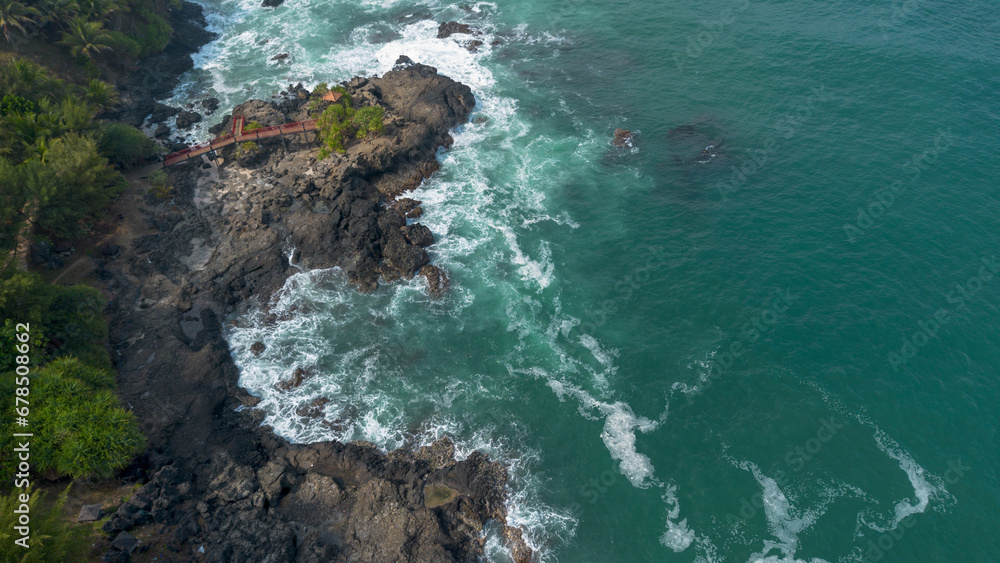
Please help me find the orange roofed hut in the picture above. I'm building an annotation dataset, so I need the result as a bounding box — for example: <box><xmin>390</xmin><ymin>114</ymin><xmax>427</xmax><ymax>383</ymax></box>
<box><xmin>323</xmin><ymin>90</ymin><xmax>344</xmax><ymax>102</ymax></box>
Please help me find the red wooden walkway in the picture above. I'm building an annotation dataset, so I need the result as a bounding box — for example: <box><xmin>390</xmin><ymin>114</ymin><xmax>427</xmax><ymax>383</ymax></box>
<box><xmin>162</xmin><ymin>114</ymin><xmax>319</xmax><ymax>167</ymax></box>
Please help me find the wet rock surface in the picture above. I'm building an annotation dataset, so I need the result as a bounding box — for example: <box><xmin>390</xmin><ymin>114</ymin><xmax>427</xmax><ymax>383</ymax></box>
<box><xmin>437</xmin><ymin>21</ymin><xmax>473</xmax><ymax>38</ymax></box>
<box><xmin>98</xmin><ymin>64</ymin><xmax>530</xmax><ymax>562</ymax></box>
<box><xmin>613</xmin><ymin>128</ymin><xmax>635</xmax><ymax>148</ymax></box>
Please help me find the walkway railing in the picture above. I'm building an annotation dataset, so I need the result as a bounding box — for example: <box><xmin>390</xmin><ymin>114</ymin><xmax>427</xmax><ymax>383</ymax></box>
<box><xmin>162</xmin><ymin>113</ymin><xmax>320</xmax><ymax>167</ymax></box>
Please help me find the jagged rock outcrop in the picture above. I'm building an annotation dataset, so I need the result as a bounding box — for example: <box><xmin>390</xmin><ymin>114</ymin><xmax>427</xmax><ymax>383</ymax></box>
<box><xmin>613</xmin><ymin>128</ymin><xmax>635</xmax><ymax>147</ymax></box>
<box><xmin>437</xmin><ymin>21</ymin><xmax>473</xmax><ymax>38</ymax></box>
<box><xmin>96</xmin><ymin>63</ymin><xmax>530</xmax><ymax>562</ymax></box>
<box><xmin>195</xmin><ymin>62</ymin><xmax>474</xmax><ymax>297</ymax></box>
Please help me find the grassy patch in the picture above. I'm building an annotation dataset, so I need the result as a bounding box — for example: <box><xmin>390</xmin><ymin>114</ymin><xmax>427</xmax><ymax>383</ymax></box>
<box><xmin>424</xmin><ymin>484</ymin><xmax>459</xmax><ymax>508</ymax></box>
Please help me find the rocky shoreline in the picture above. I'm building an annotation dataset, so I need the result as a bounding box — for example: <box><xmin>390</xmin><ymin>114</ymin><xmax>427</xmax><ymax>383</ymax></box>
<box><xmin>93</xmin><ymin>14</ymin><xmax>531</xmax><ymax>563</ymax></box>
<box><xmin>104</xmin><ymin>1</ymin><xmax>217</xmax><ymax>130</ymax></box>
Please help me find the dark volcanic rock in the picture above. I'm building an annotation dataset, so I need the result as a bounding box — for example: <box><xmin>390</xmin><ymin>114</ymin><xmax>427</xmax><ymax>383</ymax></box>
<box><xmin>295</xmin><ymin>397</ymin><xmax>329</xmax><ymax>418</ymax></box>
<box><xmin>175</xmin><ymin>110</ymin><xmax>202</xmax><ymax>129</ymax></box>
<box><xmin>402</xmin><ymin>224</ymin><xmax>434</xmax><ymax>247</ymax></box>
<box><xmin>98</xmin><ymin>63</ymin><xmax>530</xmax><ymax>563</ymax></box>
<box><xmin>419</xmin><ymin>265</ymin><xmax>450</xmax><ymax>297</ymax></box>
<box><xmin>202</xmin><ymin>97</ymin><xmax>220</xmax><ymax>113</ymax></box>
<box><xmin>613</xmin><ymin>128</ymin><xmax>635</xmax><ymax>147</ymax></box>
<box><xmin>150</xmin><ymin>103</ymin><xmax>180</xmax><ymax>124</ymax></box>
<box><xmin>278</xmin><ymin>367</ymin><xmax>310</xmax><ymax>390</ymax></box>
<box><xmin>437</xmin><ymin>21</ymin><xmax>472</xmax><ymax>38</ymax></box>
<box><xmin>111</xmin><ymin>531</ymin><xmax>138</xmax><ymax>554</ymax></box>
<box><xmin>393</xmin><ymin>55</ymin><xmax>415</xmax><ymax>70</ymax></box>
<box><xmin>271</xmin><ymin>52</ymin><xmax>289</xmax><ymax>61</ymax></box>
<box><xmin>262</xmin><ymin>0</ymin><xmax>283</xmax><ymax>6</ymax></box>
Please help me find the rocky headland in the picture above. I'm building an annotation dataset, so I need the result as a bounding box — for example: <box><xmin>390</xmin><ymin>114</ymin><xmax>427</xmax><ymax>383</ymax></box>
<box><xmin>95</xmin><ymin>60</ymin><xmax>532</xmax><ymax>562</ymax></box>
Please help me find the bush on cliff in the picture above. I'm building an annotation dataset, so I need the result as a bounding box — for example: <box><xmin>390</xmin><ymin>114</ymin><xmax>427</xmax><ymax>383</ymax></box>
<box><xmin>3</xmin><ymin>0</ymin><xmax>176</xmax><ymax>65</ymax></box>
<box><xmin>98</xmin><ymin>121</ymin><xmax>159</xmax><ymax>168</ymax></box>
<box><xmin>0</xmin><ymin>358</ymin><xmax>145</xmax><ymax>482</ymax></box>
<box><xmin>0</xmin><ymin>59</ymin><xmax>130</xmax><ymax>250</ymax></box>
<box><xmin>30</xmin><ymin>134</ymin><xmax>128</xmax><ymax>240</ymax></box>
<box><xmin>31</xmin><ymin>358</ymin><xmax>145</xmax><ymax>479</ymax></box>
<box><xmin>316</xmin><ymin>91</ymin><xmax>384</xmax><ymax>159</ymax></box>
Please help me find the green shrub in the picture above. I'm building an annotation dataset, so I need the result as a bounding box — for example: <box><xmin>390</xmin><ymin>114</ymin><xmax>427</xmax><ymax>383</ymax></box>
<box><xmin>0</xmin><ymin>94</ymin><xmax>37</xmax><ymax>116</ymax></box>
<box><xmin>98</xmin><ymin>122</ymin><xmax>158</xmax><ymax>168</ymax></box>
<box><xmin>147</xmin><ymin>169</ymin><xmax>173</xmax><ymax>200</ymax></box>
<box><xmin>353</xmin><ymin>105</ymin><xmax>385</xmax><ymax>138</ymax></box>
<box><xmin>0</xmin><ymin>486</ymin><xmax>92</xmax><ymax>561</ymax></box>
<box><xmin>310</xmin><ymin>82</ymin><xmax>329</xmax><ymax>99</ymax></box>
<box><xmin>30</xmin><ymin>358</ymin><xmax>144</xmax><ymax>479</ymax></box>
<box><xmin>331</xmin><ymin>86</ymin><xmax>351</xmax><ymax>105</ymax></box>
<box><xmin>244</xmin><ymin>121</ymin><xmax>261</xmax><ymax>131</ymax></box>
<box><xmin>131</xmin><ymin>8</ymin><xmax>172</xmax><ymax>57</ymax></box>
<box><xmin>84</xmin><ymin>79</ymin><xmax>120</xmax><ymax>111</ymax></box>
<box><xmin>315</xmin><ymin>93</ymin><xmax>384</xmax><ymax>159</ymax></box>
<box><xmin>30</xmin><ymin>133</ymin><xmax>126</xmax><ymax>240</ymax></box>
<box><xmin>236</xmin><ymin>140</ymin><xmax>259</xmax><ymax>157</ymax></box>
<box><xmin>109</xmin><ymin>31</ymin><xmax>142</xmax><ymax>59</ymax></box>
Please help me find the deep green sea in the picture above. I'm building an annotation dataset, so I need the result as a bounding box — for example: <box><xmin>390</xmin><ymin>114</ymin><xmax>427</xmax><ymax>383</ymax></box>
<box><xmin>165</xmin><ymin>0</ymin><xmax>1000</xmax><ymax>560</ymax></box>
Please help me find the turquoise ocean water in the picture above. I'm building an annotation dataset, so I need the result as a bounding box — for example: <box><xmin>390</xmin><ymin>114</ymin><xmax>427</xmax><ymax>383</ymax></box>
<box><xmin>164</xmin><ymin>0</ymin><xmax>1000</xmax><ymax>560</ymax></box>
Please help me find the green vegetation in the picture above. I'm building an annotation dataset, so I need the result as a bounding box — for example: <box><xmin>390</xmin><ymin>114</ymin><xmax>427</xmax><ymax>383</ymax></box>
<box><xmin>0</xmin><ymin>271</ymin><xmax>143</xmax><ymax>483</ymax></box>
<box><xmin>1</xmin><ymin>0</ymin><xmax>177</xmax><ymax>66</ymax></box>
<box><xmin>0</xmin><ymin>2</ymin><xmax>174</xmax><ymax>554</ymax></box>
<box><xmin>310</xmin><ymin>81</ymin><xmax>330</xmax><ymax>99</ymax></box>
<box><xmin>147</xmin><ymin>168</ymin><xmax>173</xmax><ymax>199</ymax></box>
<box><xmin>58</xmin><ymin>18</ymin><xmax>113</xmax><ymax>61</ymax></box>
<box><xmin>99</xmin><ymin>121</ymin><xmax>158</xmax><ymax>167</ymax></box>
<box><xmin>30</xmin><ymin>358</ymin><xmax>145</xmax><ymax>478</ymax></box>
<box><xmin>234</xmin><ymin>140</ymin><xmax>261</xmax><ymax>165</ymax></box>
<box><xmin>0</xmin><ymin>59</ymin><xmax>161</xmax><ymax>257</ymax></box>
<box><xmin>0</xmin><ymin>270</ymin><xmax>110</xmax><ymax>376</ymax></box>
<box><xmin>236</xmin><ymin>140</ymin><xmax>258</xmax><ymax>155</ymax></box>
<box><xmin>315</xmin><ymin>87</ymin><xmax>384</xmax><ymax>159</ymax></box>
<box><xmin>244</xmin><ymin>120</ymin><xmax>261</xmax><ymax>131</ymax></box>
<box><xmin>0</xmin><ymin>1</ymin><xmax>37</xmax><ymax>44</ymax></box>
<box><xmin>0</xmin><ymin>486</ymin><xmax>93</xmax><ymax>560</ymax></box>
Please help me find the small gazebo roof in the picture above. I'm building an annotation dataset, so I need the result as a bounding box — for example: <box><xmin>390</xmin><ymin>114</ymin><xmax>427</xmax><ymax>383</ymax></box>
<box><xmin>323</xmin><ymin>90</ymin><xmax>343</xmax><ymax>102</ymax></box>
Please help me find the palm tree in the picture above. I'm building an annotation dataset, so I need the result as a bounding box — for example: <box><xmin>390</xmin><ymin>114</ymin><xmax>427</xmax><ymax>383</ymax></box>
<box><xmin>84</xmin><ymin>79</ymin><xmax>120</xmax><ymax>110</ymax></box>
<box><xmin>39</xmin><ymin>0</ymin><xmax>80</xmax><ymax>26</ymax></box>
<box><xmin>78</xmin><ymin>0</ymin><xmax>122</xmax><ymax>24</ymax></box>
<box><xmin>6</xmin><ymin>59</ymin><xmax>62</xmax><ymax>101</ymax></box>
<box><xmin>57</xmin><ymin>18</ymin><xmax>113</xmax><ymax>60</ymax></box>
<box><xmin>0</xmin><ymin>0</ymin><xmax>38</xmax><ymax>44</ymax></box>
